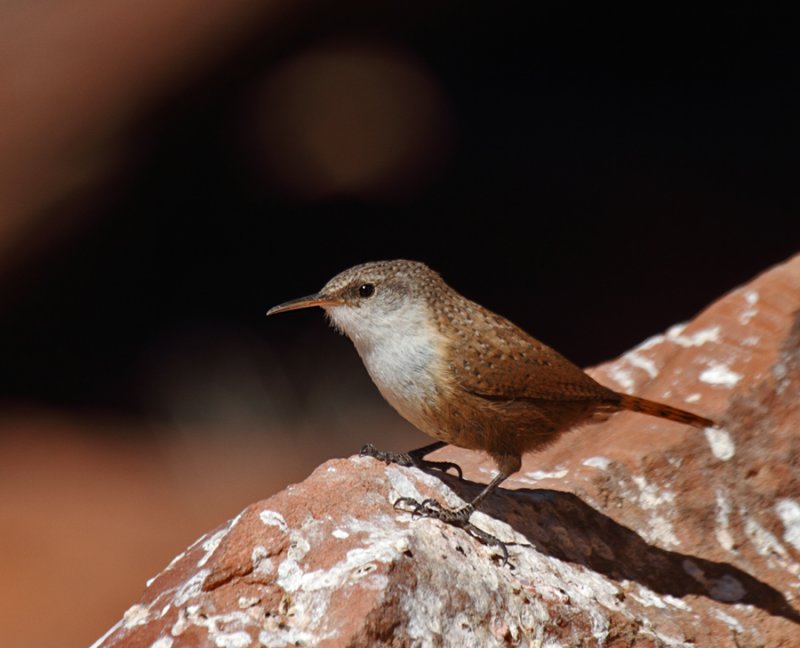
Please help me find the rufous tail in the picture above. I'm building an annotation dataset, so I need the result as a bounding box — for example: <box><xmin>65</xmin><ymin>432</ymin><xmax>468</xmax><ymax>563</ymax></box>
<box><xmin>617</xmin><ymin>393</ymin><xmax>716</xmax><ymax>429</ymax></box>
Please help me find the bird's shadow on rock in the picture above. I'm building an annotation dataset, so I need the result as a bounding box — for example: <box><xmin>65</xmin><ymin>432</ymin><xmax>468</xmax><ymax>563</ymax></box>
<box><xmin>433</xmin><ymin>473</ymin><xmax>800</xmax><ymax>625</ymax></box>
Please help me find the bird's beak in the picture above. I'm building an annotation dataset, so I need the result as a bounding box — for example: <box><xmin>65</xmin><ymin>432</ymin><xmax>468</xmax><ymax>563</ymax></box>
<box><xmin>266</xmin><ymin>293</ymin><xmax>342</xmax><ymax>316</ymax></box>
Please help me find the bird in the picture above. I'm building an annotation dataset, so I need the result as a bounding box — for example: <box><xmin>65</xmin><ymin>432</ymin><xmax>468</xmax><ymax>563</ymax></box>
<box><xmin>267</xmin><ymin>260</ymin><xmax>716</xmax><ymax>559</ymax></box>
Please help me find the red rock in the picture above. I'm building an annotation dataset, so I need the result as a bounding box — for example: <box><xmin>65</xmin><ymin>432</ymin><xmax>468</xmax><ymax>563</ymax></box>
<box><xmin>94</xmin><ymin>255</ymin><xmax>800</xmax><ymax>647</ymax></box>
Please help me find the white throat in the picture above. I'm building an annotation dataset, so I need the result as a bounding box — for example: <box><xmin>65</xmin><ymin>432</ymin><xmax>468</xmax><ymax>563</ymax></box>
<box><xmin>325</xmin><ymin>301</ymin><xmax>443</xmax><ymax>424</ymax></box>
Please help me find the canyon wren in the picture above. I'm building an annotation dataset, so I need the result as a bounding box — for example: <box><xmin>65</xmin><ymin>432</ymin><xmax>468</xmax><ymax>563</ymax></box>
<box><xmin>268</xmin><ymin>259</ymin><xmax>716</xmax><ymax>557</ymax></box>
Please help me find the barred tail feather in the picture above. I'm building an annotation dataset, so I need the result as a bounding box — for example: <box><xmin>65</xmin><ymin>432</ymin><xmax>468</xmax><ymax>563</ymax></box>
<box><xmin>617</xmin><ymin>394</ymin><xmax>716</xmax><ymax>429</ymax></box>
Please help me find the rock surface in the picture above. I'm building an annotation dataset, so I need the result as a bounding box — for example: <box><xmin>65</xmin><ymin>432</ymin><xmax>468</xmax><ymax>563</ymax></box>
<box><xmin>95</xmin><ymin>255</ymin><xmax>800</xmax><ymax>647</ymax></box>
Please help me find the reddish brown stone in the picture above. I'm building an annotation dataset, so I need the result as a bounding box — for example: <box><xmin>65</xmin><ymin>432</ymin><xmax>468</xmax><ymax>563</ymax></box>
<box><xmin>94</xmin><ymin>255</ymin><xmax>800</xmax><ymax>647</ymax></box>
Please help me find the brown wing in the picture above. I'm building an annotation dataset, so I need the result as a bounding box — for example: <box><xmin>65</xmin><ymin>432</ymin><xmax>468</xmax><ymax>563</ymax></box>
<box><xmin>442</xmin><ymin>297</ymin><xmax>617</xmax><ymax>404</ymax></box>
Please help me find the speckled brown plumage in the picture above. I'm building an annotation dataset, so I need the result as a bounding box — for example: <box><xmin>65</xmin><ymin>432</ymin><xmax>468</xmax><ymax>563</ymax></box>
<box><xmin>430</xmin><ymin>283</ymin><xmax>622</xmax><ymax>459</ymax></box>
<box><xmin>268</xmin><ymin>259</ymin><xmax>716</xmax><ymax>557</ymax></box>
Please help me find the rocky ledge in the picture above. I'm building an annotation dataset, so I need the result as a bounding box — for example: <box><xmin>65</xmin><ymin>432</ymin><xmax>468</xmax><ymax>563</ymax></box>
<box><xmin>95</xmin><ymin>255</ymin><xmax>800</xmax><ymax>647</ymax></box>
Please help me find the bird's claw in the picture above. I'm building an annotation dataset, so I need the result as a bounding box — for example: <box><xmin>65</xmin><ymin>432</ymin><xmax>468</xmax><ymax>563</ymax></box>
<box><xmin>462</xmin><ymin>523</ymin><xmax>510</xmax><ymax>566</ymax></box>
<box><xmin>420</xmin><ymin>498</ymin><xmax>442</xmax><ymax>512</ymax></box>
<box><xmin>422</xmin><ymin>460</ymin><xmax>463</xmax><ymax>480</ymax></box>
<box><xmin>392</xmin><ymin>497</ymin><xmax>509</xmax><ymax>566</ymax></box>
<box><xmin>360</xmin><ymin>444</ymin><xmax>463</xmax><ymax>479</ymax></box>
<box><xmin>360</xmin><ymin>443</ymin><xmax>391</xmax><ymax>463</ymax></box>
<box><xmin>392</xmin><ymin>496</ymin><xmax>421</xmax><ymax>515</ymax></box>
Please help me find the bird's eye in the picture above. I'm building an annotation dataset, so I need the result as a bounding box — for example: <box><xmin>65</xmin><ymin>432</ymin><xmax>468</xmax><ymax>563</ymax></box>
<box><xmin>358</xmin><ymin>283</ymin><xmax>375</xmax><ymax>298</ymax></box>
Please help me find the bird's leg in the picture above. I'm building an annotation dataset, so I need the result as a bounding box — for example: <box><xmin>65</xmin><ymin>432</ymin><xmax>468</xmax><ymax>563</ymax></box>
<box><xmin>394</xmin><ymin>454</ymin><xmax>521</xmax><ymax>565</ymax></box>
<box><xmin>360</xmin><ymin>440</ymin><xmax>463</xmax><ymax>479</ymax></box>
<box><xmin>394</xmin><ymin>468</ymin><xmax>510</xmax><ymax>522</ymax></box>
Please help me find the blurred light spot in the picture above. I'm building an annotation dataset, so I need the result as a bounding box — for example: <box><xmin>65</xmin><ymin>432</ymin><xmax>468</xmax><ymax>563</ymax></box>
<box><xmin>253</xmin><ymin>39</ymin><xmax>453</xmax><ymax>201</ymax></box>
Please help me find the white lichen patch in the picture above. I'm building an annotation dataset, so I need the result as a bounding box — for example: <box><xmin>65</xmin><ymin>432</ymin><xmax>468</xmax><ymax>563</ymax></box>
<box><xmin>172</xmin><ymin>608</ymin><xmax>254</xmax><ymax>647</ymax></box>
<box><xmin>259</xmin><ymin>624</ymin><xmax>318</xmax><ymax>646</ymax></box>
<box><xmin>628</xmin><ymin>584</ymin><xmax>693</xmax><ymax>619</ymax></box>
<box><xmin>631</xmin><ymin>475</ymin><xmax>681</xmax><ymax>547</ymax></box>
<box><xmin>253</xmin><ymin>502</ymin><xmax>422</xmax><ymax>645</ymax></box>
<box><xmin>582</xmin><ymin>456</ymin><xmax>611</xmax><ymax>470</ymax></box>
<box><xmin>385</xmin><ymin>465</ymin><xmax>427</xmax><ymax>507</ymax></box>
<box><xmin>662</xmin><ymin>594</ymin><xmax>692</xmax><ymax>611</ymax></box>
<box><xmin>238</xmin><ymin>596</ymin><xmax>260</xmax><ymax>609</ymax></box>
<box><xmin>684</xmin><ymin>393</ymin><xmax>701</xmax><ymax>403</ymax></box>
<box><xmin>743</xmin><ymin>515</ymin><xmax>788</xmax><ymax>559</ymax></box>
<box><xmin>775</xmin><ymin>499</ymin><xmax>800</xmax><ymax>553</ymax></box>
<box><xmin>741</xmin><ymin>513</ymin><xmax>798</xmax><ymax>574</ymax></box>
<box><xmin>198</xmin><ymin>528</ymin><xmax>228</xmax><ymax>568</ymax></box>
<box><xmin>605</xmin><ymin>349</ymin><xmax>661</xmax><ymax>394</ymax></box>
<box><xmin>629</xmin><ymin>585</ymin><xmax>667</xmax><ymax>609</ymax></box>
<box><xmin>250</xmin><ymin>545</ymin><xmax>273</xmax><ymax>576</ymax></box>
<box><xmin>666</xmin><ymin>323</ymin><xmax>721</xmax><ymax>348</ymax></box>
<box><xmin>150</xmin><ymin>637</ymin><xmax>174</xmax><ymax>648</ymax></box>
<box><xmin>633</xmin><ymin>475</ymin><xmax>674</xmax><ymax>510</ymax></box>
<box><xmin>277</xmin><ymin>522</ymin><xmax>398</xmax><ymax>594</ymax></box>
<box><xmin>174</xmin><ymin>569</ymin><xmax>210</xmax><ymax>606</ymax></box>
<box><xmin>604</xmin><ymin>323</ymin><xmax>722</xmax><ymax>393</ymax></box>
<box><xmin>518</xmin><ymin>468</ymin><xmax>569</xmax><ymax>483</ymax></box>
<box><xmin>704</xmin><ymin>427</ymin><xmax>735</xmax><ymax>461</ymax></box>
<box><xmin>715</xmin><ymin>489</ymin><xmax>735</xmax><ymax>552</ymax></box>
<box><xmin>712</xmin><ymin>609</ymin><xmax>744</xmax><ymax>633</ymax></box>
<box><xmin>738</xmin><ymin>290</ymin><xmax>760</xmax><ymax>325</ymax></box>
<box><xmin>647</xmin><ymin>514</ymin><xmax>681</xmax><ymax>547</ymax></box>
<box><xmin>169</xmin><ymin>606</ymin><xmax>193</xmax><ymax>636</ymax></box>
<box><xmin>699</xmin><ymin>363</ymin><xmax>743</xmax><ymax>388</ymax></box>
<box><xmin>625</xmin><ymin>351</ymin><xmax>659</xmax><ymax>378</ymax></box>
<box><xmin>607</xmin><ymin>364</ymin><xmax>636</xmax><ymax>393</ymax></box>
<box><xmin>123</xmin><ymin>603</ymin><xmax>151</xmax><ymax>628</ymax></box>
<box><xmin>213</xmin><ymin>631</ymin><xmax>252</xmax><ymax>648</ymax></box>
<box><xmin>773</xmin><ymin>362</ymin><xmax>788</xmax><ymax>380</ymax></box>
<box><xmin>259</xmin><ymin>510</ymin><xmax>289</xmax><ymax>532</ymax></box>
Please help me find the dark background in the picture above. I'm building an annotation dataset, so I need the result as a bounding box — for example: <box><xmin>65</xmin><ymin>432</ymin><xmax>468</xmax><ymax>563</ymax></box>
<box><xmin>2</xmin><ymin>7</ymin><xmax>798</xmax><ymax>421</ymax></box>
<box><xmin>1</xmin><ymin>5</ymin><xmax>798</xmax><ymax>644</ymax></box>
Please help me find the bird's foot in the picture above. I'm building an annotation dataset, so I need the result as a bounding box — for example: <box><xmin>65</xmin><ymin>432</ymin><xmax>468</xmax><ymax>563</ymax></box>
<box><xmin>360</xmin><ymin>444</ymin><xmax>463</xmax><ymax>479</ymax></box>
<box><xmin>393</xmin><ymin>497</ymin><xmax>509</xmax><ymax>565</ymax></box>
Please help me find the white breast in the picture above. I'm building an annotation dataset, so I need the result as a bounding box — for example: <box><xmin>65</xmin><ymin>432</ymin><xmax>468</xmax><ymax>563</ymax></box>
<box><xmin>325</xmin><ymin>301</ymin><xmax>444</xmax><ymax>431</ymax></box>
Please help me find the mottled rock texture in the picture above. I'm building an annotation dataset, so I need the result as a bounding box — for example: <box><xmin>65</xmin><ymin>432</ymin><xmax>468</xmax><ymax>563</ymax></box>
<box><xmin>95</xmin><ymin>255</ymin><xmax>800</xmax><ymax>647</ymax></box>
